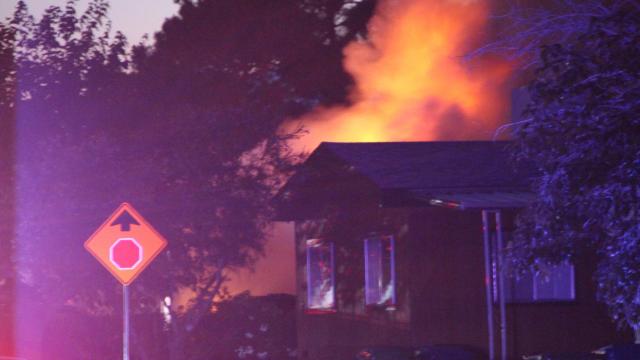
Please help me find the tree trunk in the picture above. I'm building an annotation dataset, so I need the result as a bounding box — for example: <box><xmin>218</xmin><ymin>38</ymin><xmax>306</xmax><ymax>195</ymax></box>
<box><xmin>167</xmin><ymin>271</ymin><xmax>224</xmax><ymax>359</ymax></box>
<box><xmin>634</xmin><ymin>325</ymin><xmax>640</xmax><ymax>344</ymax></box>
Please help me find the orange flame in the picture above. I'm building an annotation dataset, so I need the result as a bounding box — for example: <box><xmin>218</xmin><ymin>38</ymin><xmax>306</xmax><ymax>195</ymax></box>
<box><xmin>286</xmin><ymin>0</ymin><xmax>513</xmax><ymax>152</ymax></box>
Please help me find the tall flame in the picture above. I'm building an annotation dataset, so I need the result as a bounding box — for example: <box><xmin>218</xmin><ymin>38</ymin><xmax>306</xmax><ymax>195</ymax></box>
<box><xmin>286</xmin><ymin>0</ymin><xmax>512</xmax><ymax>152</ymax></box>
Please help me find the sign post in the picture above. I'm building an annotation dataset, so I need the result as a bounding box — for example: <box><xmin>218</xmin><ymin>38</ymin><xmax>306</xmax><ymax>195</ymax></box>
<box><xmin>85</xmin><ymin>202</ymin><xmax>168</xmax><ymax>360</ymax></box>
<box><xmin>123</xmin><ymin>284</ymin><xmax>130</xmax><ymax>360</ymax></box>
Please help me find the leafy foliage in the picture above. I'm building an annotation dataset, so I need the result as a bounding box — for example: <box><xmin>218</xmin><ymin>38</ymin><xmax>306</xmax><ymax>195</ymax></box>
<box><xmin>1</xmin><ymin>0</ymin><xmax>374</xmax><ymax>358</ymax></box>
<box><xmin>511</xmin><ymin>8</ymin><xmax>640</xmax><ymax>334</ymax></box>
<box><xmin>0</xmin><ymin>19</ymin><xmax>15</xmax><ymax>356</ymax></box>
<box><xmin>467</xmin><ymin>0</ymin><xmax>629</xmax><ymax>71</ymax></box>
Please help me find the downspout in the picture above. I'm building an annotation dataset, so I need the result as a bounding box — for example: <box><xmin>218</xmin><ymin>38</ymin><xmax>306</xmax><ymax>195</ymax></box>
<box><xmin>495</xmin><ymin>211</ymin><xmax>507</xmax><ymax>360</ymax></box>
<box><xmin>482</xmin><ymin>210</ymin><xmax>507</xmax><ymax>360</ymax></box>
<box><xmin>482</xmin><ymin>211</ymin><xmax>495</xmax><ymax>360</ymax></box>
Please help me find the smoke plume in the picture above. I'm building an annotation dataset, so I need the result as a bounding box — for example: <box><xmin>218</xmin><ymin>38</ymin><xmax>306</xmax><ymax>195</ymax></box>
<box><xmin>286</xmin><ymin>0</ymin><xmax>513</xmax><ymax>152</ymax></box>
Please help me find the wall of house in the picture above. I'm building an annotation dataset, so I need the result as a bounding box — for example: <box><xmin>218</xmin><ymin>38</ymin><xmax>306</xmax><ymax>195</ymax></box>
<box><xmin>291</xmin><ymin>201</ymin><xmax>630</xmax><ymax>360</ymax></box>
<box><xmin>503</xmin><ymin>253</ymin><xmax>630</xmax><ymax>356</ymax></box>
<box><xmin>293</xmin><ymin>205</ymin><xmax>415</xmax><ymax>360</ymax></box>
<box><xmin>407</xmin><ymin>207</ymin><xmax>489</xmax><ymax>351</ymax></box>
<box><xmin>407</xmin><ymin>207</ymin><xmax>630</xmax><ymax>359</ymax></box>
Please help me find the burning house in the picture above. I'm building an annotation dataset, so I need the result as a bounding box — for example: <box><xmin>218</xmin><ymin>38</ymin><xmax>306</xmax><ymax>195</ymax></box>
<box><xmin>275</xmin><ymin>141</ymin><xmax>627</xmax><ymax>360</ymax></box>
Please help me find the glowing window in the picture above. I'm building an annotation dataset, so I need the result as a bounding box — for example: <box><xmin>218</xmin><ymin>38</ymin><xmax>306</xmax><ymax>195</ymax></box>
<box><xmin>364</xmin><ymin>235</ymin><xmax>396</xmax><ymax>307</ymax></box>
<box><xmin>306</xmin><ymin>239</ymin><xmax>335</xmax><ymax>311</ymax></box>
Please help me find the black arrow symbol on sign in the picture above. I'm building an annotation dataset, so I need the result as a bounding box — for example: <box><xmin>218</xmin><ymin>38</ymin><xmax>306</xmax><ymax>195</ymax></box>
<box><xmin>110</xmin><ymin>210</ymin><xmax>140</xmax><ymax>232</ymax></box>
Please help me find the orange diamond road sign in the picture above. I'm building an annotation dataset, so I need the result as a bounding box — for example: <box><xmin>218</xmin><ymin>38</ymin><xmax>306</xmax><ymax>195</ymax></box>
<box><xmin>85</xmin><ymin>202</ymin><xmax>167</xmax><ymax>285</ymax></box>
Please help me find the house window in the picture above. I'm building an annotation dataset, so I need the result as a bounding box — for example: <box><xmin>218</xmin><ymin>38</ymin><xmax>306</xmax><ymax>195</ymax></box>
<box><xmin>364</xmin><ymin>235</ymin><xmax>396</xmax><ymax>307</ymax></box>
<box><xmin>497</xmin><ymin>262</ymin><xmax>575</xmax><ymax>302</ymax></box>
<box><xmin>532</xmin><ymin>262</ymin><xmax>575</xmax><ymax>300</ymax></box>
<box><xmin>491</xmin><ymin>233</ymin><xmax>575</xmax><ymax>303</ymax></box>
<box><xmin>306</xmin><ymin>239</ymin><xmax>335</xmax><ymax>311</ymax></box>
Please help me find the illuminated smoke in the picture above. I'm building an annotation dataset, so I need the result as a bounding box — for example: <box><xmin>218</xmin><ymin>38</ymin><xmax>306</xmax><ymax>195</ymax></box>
<box><xmin>286</xmin><ymin>0</ymin><xmax>512</xmax><ymax>152</ymax></box>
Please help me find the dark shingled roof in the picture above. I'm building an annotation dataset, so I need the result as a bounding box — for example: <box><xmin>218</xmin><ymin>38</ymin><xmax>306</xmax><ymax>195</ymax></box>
<box><xmin>317</xmin><ymin>141</ymin><xmax>532</xmax><ymax>192</ymax></box>
<box><xmin>275</xmin><ymin>141</ymin><xmax>536</xmax><ymax>219</ymax></box>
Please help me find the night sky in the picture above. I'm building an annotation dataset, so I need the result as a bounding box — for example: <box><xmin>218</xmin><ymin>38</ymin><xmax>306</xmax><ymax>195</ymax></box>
<box><xmin>0</xmin><ymin>0</ymin><xmax>179</xmax><ymax>44</ymax></box>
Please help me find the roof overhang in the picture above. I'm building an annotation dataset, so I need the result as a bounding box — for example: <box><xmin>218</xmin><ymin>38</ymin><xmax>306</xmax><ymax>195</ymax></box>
<box><xmin>274</xmin><ymin>141</ymin><xmax>537</xmax><ymax>220</ymax></box>
<box><xmin>413</xmin><ymin>190</ymin><xmax>535</xmax><ymax>210</ymax></box>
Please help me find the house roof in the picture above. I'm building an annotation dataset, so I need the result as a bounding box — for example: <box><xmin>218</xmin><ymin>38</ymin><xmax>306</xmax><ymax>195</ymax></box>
<box><xmin>316</xmin><ymin>141</ymin><xmax>531</xmax><ymax>192</ymax></box>
<box><xmin>275</xmin><ymin>141</ymin><xmax>535</xmax><ymax>219</ymax></box>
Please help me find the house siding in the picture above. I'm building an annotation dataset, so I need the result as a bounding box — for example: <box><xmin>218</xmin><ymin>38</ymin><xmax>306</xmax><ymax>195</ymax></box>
<box><xmin>294</xmin><ymin>208</ymin><xmax>413</xmax><ymax>360</ymax></box>
<box><xmin>292</xmin><ymin>206</ymin><xmax>629</xmax><ymax>360</ymax></box>
<box><xmin>407</xmin><ymin>207</ymin><xmax>629</xmax><ymax>358</ymax></box>
<box><xmin>407</xmin><ymin>207</ymin><xmax>488</xmax><ymax>351</ymax></box>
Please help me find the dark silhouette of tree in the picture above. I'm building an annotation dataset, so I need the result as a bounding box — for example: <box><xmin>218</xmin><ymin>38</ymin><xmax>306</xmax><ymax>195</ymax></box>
<box><xmin>468</xmin><ymin>0</ymin><xmax>629</xmax><ymax>71</ymax></box>
<box><xmin>0</xmin><ymin>0</ymin><xmax>374</xmax><ymax>358</ymax></box>
<box><xmin>130</xmin><ymin>0</ymin><xmax>375</xmax><ymax>152</ymax></box>
<box><xmin>509</xmin><ymin>8</ymin><xmax>640</xmax><ymax>341</ymax></box>
<box><xmin>0</xmin><ymin>18</ymin><xmax>16</xmax><ymax>357</ymax></box>
<box><xmin>127</xmin><ymin>1</ymin><xmax>374</xmax><ymax>357</ymax></box>
<box><xmin>0</xmin><ymin>1</ymin><xmax>139</xmax><ymax>358</ymax></box>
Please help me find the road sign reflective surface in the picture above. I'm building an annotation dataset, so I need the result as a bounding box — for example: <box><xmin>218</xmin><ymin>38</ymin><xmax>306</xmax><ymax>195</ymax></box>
<box><xmin>85</xmin><ymin>203</ymin><xmax>167</xmax><ymax>285</ymax></box>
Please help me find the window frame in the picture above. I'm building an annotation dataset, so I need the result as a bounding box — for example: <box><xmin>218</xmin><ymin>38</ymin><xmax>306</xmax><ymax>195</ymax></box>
<box><xmin>496</xmin><ymin>262</ymin><xmax>576</xmax><ymax>304</ymax></box>
<box><xmin>305</xmin><ymin>238</ymin><xmax>336</xmax><ymax>313</ymax></box>
<box><xmin>531</xmin><ymin>262</ymin><xmax>576</xmax><ymax>302</ymax></box>
<box><xmin>364</xmin><ymin>234</ymin><xmax>397</xmax><ymax>308</ymax></box>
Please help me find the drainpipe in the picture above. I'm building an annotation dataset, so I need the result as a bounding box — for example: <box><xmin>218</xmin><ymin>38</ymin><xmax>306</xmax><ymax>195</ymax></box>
<box><xmin>482</xmin><ymin>210</ymin><xmax>495</xmax><ymax>360</ymax></box>
<box><xmin>495</xmin><ymin>211</ymin><xmax>507</xmax><ymax>360</ymax></box>
<box><xmin>482</xmin><ymin>210</ymin><xmax>507</xmax><ymax>360</ymax></box>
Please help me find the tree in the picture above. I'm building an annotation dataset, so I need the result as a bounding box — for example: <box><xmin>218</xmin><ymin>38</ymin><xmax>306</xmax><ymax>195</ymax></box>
<box><xmin>0</xmin><ymin>18</ymin><xmax>16</xmax><ymax>357</ymax></box>
<box><xmin>468</xmin><ymin>0</ymin><xmax>628</xmax><ymax>72</ymax></box>
<box><xmin>508</xmin><ymin>8</ymin><xmax>640</xmax><ymax>341</ymax></box>
<box><xmin>0</xmin><ymin>1</ymin><xmax>147</xmax><ymax>358</ymax></box>
<box><xmin>1</xmin><ymin>0</ymin><xmax>374</xmax><ymax>358</ymax></box>
<box><xmin>125</xmin><ymin>1</ymin><xmax>374</xmax><ymax>357</ymax></box>
<box><xmin>131</xmin><ymin>0</ymin><xmax>376</xmax><ymax>148</ymax></box>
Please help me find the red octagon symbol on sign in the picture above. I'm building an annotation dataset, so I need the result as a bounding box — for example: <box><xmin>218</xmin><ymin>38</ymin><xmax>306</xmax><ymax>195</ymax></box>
<box><xmin>109</xmin><ymin>238</ymin><xmax>143</xmax><ymax>270</ymax></box>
